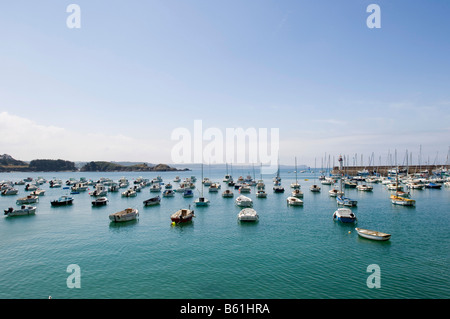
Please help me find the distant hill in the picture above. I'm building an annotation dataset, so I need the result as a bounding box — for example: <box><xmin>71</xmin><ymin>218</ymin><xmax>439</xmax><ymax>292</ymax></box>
<box><xmin>0</xmin><ymin>154</ymin><xmax>76</xmax><ymax>172</ymax></box>
<box><xmin>80</xmin><ymin>161</ymin><xmax>188</xmax><ymax>172</ymax></box>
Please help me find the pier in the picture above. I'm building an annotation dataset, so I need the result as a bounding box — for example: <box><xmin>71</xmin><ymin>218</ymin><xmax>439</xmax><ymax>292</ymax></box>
<box><xmin>330</xmin><ymin>165</ymin><xmax>449</xmax><ymax>176</ymax></box>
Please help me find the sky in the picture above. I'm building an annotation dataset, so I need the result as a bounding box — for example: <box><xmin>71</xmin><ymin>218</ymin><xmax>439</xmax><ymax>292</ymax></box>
<box><xmin>0</xmin><ymin>0</ymin><xmax>449</xmax><ymax>167</ymax></box>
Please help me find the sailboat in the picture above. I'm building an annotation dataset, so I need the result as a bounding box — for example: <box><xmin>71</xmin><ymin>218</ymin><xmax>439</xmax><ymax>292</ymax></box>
<box><xmin>310</xmin><ymin>158</ymin><xmax>321</xmax><ymax>192</ymax></box>
<box><xmin>195</xmin><ymin>163</ymin><xmax>210</xmax><ymax>206</ymax></box>
<box><xmin>336</xmin><ymin>155</ymin><xmax>357</xmax><ymax>206</ymax></box>
<box><xmin>223</xmin><ymin>163</ymin><xmax>232</xmax><ymax>183</ymax></box>
<box><xmin>391</xmin><ymin>166</ymin><xmax>415</xmax><ymax>206</ymax></box>
<box><xmin>290</xmin><ymin>157</ymin><xmax>301</xmax><ymax>189</ymax></box>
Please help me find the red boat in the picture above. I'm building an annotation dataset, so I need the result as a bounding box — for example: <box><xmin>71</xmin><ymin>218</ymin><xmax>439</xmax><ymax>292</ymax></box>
<box><xmin>171</xmin><ymin>208</ymin><xmax>195</xmax><ymax>224</ymax></box>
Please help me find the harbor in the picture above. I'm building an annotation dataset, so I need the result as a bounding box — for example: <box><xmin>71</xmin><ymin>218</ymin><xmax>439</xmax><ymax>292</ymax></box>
<box><xmin>1</xmin><ymin>167</ymin><xmax>449</xmax><ymax>299</ymax></box>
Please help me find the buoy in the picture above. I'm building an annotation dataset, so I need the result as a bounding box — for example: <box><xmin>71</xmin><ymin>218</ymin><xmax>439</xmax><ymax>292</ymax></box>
<box><xmin>171</xmin><ymin>222</ymin><xmax>176</xmax><ymax>226</ymax></box>
<box><xmin>348</xmin><ymin>231</ymin><xmax>351</xmax><ymax>234</ymax></box>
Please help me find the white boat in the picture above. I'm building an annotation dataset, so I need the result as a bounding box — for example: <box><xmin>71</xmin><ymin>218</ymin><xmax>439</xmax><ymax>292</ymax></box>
<box><xmin>194</xmin><ymin>196</ymin><xmax>210</xmax><ymax>206</ymax></box>
<box><xmin>223</xmin><ymin>174</ymin><xmax>232</xmax><ymax>183</ymax></box>
<box><xmin>71</xmin><ymin>183</ymin><xmax>88</xmax><ymax>192</ymax></box>
<box><xmin>173</xmin><ymin>176</ymin><xmax>181</xmax><ymax>182</ymax></box>
<box><xmin>109</xmin><ymin>208</ymin><xmax>139</xmax><ymax>222</ymax></box>
<box><xmin>238</xmin><ymin>208</ymin><xmax>259</xmax><ymax>222</ymax></box>
<box><xmin>30</xmin><ymin>188</ymin><xmax>46</xmax><ymax>196</ymax></box>
<box><xmin>309</xmin><ymin>184</ymin><xmax>321</xmax><ymax>192</ymax></box>
<box><xmin>16</xmin><ymin>195</ymin><xmax>39</xmax><ymax>204</ymax></box>
<box><xmin>444</xmin><ymin>181</ymin><xmax>450</xmax><ymax>187</ymax></box>
<box><xmin>208</xmin><ymin>183</ymin><xmax>221</xmax><ymax>192</ymax></box>
<box><xmin>150</xmin><ymin>183</ymin><xmax>161</xmax><ymax>192</ymax></box>
<box><xmin>92</xmin><ymin>197</ymin><xmax>108</xmax><ymax>206</ymax></box>
<box><xmin>222</xmin><ymin>189</ymin><xmax>234</xmax><ymax>198</ymax></box>
<box><xmin>171</xmin><ymin>207</ymin><xmax>195</xmax><ymax>224</ymax></box>
<box><xmin>91</xmin><ymin>184</ymin><xmax>108</xmax><ymax>196</ymax></box>
<box><xmin>1</xmin><ymin>188</ymin><xmax>18</xmax><ymax>195</ymax></box>
<box><xmin>355</xmin><ymin>228</ymin><xmax>391</xmax><ymax>241</ymax></box>
<box><xmin>407</xmin><ymin>182</ymin><xmax>425</xmax><ymax>190</ymax></box>
<box><xmin>143</xmin><ymin>196</ymin><xmax>161</xmax><ymax>206</ymax></box>
<box><xmin>291</xmin><ymin>189</ymin><xmax>303</xmax><ymax>198</ymax></box>
<box><xmin>235</xmin><ymin>195</ymin><xmax>253</xmax><ymax>207</ymax></box>
<box><xmin>356</xmin><ymin>184</ymin><xmax>373</xmax><ymax>191</ymax></box>
<box><xmin>328</xmin><ymin>188</ymin><xmax>343</xmax><ymax>197</ymax></box>
<box><xmin>387</xmin><ymin>183</ymin><xmax>403</xmax><ymax>191</ymax></box>
<box><xmin>256</xmin><ymin>190</ymin><xmax>267</xmax><ymax>198</ymax></box>
<box><xmin>121</xmin><ymin>189</ymin><xmax>137</xmax><ymax>197</ymax></box>
<box><xmin>163</xmin><ymin>189</ymin><xmax>175</xmax><ymax>197</ymax></box>
<box><xmin>239</xmin><ymin>184</ymin><xmax>251</xmax><ymax>193</ymax></box>
<box><xmin>25</xmin><ymin>184</ymin><xmax>38</xmax><ymax>191</ymax></box>
<box><xmin>287</xmin><ymin>196</ymin><xmax>303</xmax><ymax>206</ymax></box>
<box><xmin>4</xmin><ymin>206</ymin><xmax>36</xmax><ymax>217</ymax></box>
<box><xmin>333</xmin><ymin>208</ymin><xmax>357</xmax><ymax>223</ymax></box>
<box><xmin>202</xmin><ymin>177</ymin><xmax>212</xmax><ymax>186</ymax></box>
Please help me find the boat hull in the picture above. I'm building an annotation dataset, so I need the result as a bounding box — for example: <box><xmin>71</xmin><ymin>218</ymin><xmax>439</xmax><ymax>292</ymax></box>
<box><xmin>355</xmin><ymin>228</ymin><xmax>391</xmax><ymax>241</ymax></box>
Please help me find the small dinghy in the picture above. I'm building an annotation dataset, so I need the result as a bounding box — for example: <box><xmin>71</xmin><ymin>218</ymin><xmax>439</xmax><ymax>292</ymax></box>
<box><xmin>92</xmin><ymin>197</ymin><xmax>108</xmax><ymax>206</ymax></box>
<box><xmin>143</xmin><ymin>196</ymin><xmax>161</xmax><ymax>206</ymax></box>
<box><xmin>355</xmin><ymin>228</ymin><xmax>391</xmax><ymax>241</ymax></box>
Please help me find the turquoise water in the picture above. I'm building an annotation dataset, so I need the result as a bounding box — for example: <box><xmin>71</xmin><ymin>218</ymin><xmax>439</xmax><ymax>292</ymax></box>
<box><xmin>0</xmin><ymin>169</ymin><xmax>449</xmax><ymax>299</ymax></box>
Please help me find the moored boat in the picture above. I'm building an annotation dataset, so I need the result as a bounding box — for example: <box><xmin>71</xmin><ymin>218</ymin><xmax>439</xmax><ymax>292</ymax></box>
<box><xmin>109</xmin><ymin>208</ymin><xmax>139</xmax><ymax>222</ymax></box>
<box><xmin>92</xmin><ymin>197</ymin><xmax>108</xmax><ymax>206</ymax></box>
<box><xmin>16</xmin><ymin>195</ymin><xmax>39</xmax><ymax>204</ymax></box>
<box><xmin>4</xmin><ymin>205</ymin><xmax>36</xmax><ymax>217</ymax></box>
<box><xmin>238</xmin><ymin>208</ymin><xmax>259</xmax><ymax>222</ymax></box>
<box><xmin>235</xmin><ymin>195</ymin><xmax>253</xmax><ymax>207</ymax></box>
<box><xmin>390</xmin><ymin>195</ymin><xmax>415</xmax><ymax>206</ymax></box>
<box><xmin>355</xmin><ymin>228</ymin><xmax>391</xmax><ymax>241</ymax></box>
<box><xmin>222</xmin><ymin>189</ymin><xmax>234</xmax><ymax>198</ymax></box>
<box><xmin>256</xmin><ymin>190</ymin><xmax>267</xmax><ymax>198</ymax></box>
<box><xmin>333</xmin><ymin>208</ymin><xmax>357</xmax><ymax>223</ymax></box>
<box><xmin>143</xmin><ymin>196</ymin><xmax>161</xmax><ymax>206</ymax></box>
<box><xmin>170</xmin><ymin>208</ymin><xmax>195</xmax><ymax>224</ymax></box>
<box><xmin>287</xmin><ymin>196</ymin><xmax>303</xmax><ymax>206</ymax></box>
<box><xmin>51</xmin><ymin>196</ymin><xmax>74</xmax><ymax>206</ymax></box>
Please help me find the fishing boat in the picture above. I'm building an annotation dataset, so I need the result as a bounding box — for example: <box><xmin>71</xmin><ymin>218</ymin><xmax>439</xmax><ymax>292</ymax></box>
<box><xmin>239</xmin><ymin>184</ymin><xmax>251</xmax><ymax>193</ymax></box>
<box><xmin>51</xmin><ymin>196</ymin><xmax>74</xmax><ymax>206</ymax></box>
<box><xmin>391</xmin><ymin>195</ymin><xmax>415</xmax><ymax>206</ymax></box>
<box><xmin>333</xmin><ymin>208</ymin><xmax>357</xmax><ymax>223</ymax></box>
<box><xmin>328</xmin><ymin>188</ymin><xmax>343</xmax><ymax>197</ymax></box>
<box><xmin>407</xmin><ymin>182</ymin><xmax>425</xmax><ymax>190</ymax></box>
<box><xmin>238</xmin><ymin>208</ymin><xmax>259</xmax><ymax>222</ymax></box>
<box><xmin>256</xmin><ymin>190</ymin><xmax>267</xmax><ymax>198</ymax></box>
<box><xmin>336</xmin><ymin>195</ymin><xmax>358</xmax><ymax>207</ymax></box>
<box><xmin>92</xmin><ymin>197</ymin><xmax>108</xmax><ymax>206</ymax></box>
<box><xmin>287</xmin><ymin>196</ymin><xmax>303</xmax><ymax>206</ymax></box>
<box><xmin>163</xmin><ymin>189</ymin><xmax>175</xmax><ymax>197</ymax></box>
<box><xmin>391</xmin><ymin>167</ymin><xmax>416</xmax><ymax>206</ymax></box>
<box><xmin>209</xmin><ymin>183</ymin><xmax>221</xmax><ymax>192</ymax></box>
<box><xmin>356</xmin><ymin>184</ymin><xmax>373</xmax><ymax>191</ymax></box>
<box><xmin>121</xmin><ymin>189</ymin><xmax>137</xmax><ymax>197</ymax></box>
<box><xmin>273</xmin><ymin>184</ymin><xmax>285</xmax><ymax>193</ymax></box>
<box><xmin>355</xmin><ymin>228</ymin><xmax>391</xmax><ymax>241</ymax></box>
<box><xmin>195</xmin><ymin>164</ymin><xmax>210</xmax><ymax>206</ymax></box>
<box><xmin>25</xmin><ymin>184</ymin><xmax>38</xmax><ymax>191</ymax></box>
<box><xmin>71</xmin><ymin>183</ymin><xmax>88</xmax><ymax>192</ymax></box>
<box><xmin>235</xmin><ymin>195</ymin><xmax>253</xmax><ymax>207</ymax></box>
<box><xmin>91</xmin><ymin>184</ymin><xmax>108</xmax><ymax>197</ymax></box>
<box><xmin>150</xmin><ymin>183</ymin><xmax>161</xmax><ymax>192</ymax></box>
<box><xmin>171</xmin><ymin>208</ymin><xmax>195</xmax><ymax>224</ymax></box>
<box><xmin>194</xmin><ymin>196</ymin><xmax>210</xmax><ymax>206</ymax></box>
<box><xmin>222</xmin><ymin>189</ymin><xmax>234</xmax><ymax>198</ymax></box>
<box><xmin>291</xmin><ymin>189</ymin><xmax>303</xmax><ymax>198</ymax></box>
<box><xmin>387</xmin><ymin>183</ymin><xmax>403</xmax><ymax>191</ymax></box>
<box><xmin>183</xmin><ymin>189</ymin><xmax>194</xmax><ymax>198</ymax></box>
<box><xmin>1</xmin><ymin>187</ymin><xmax>18</xmax><ymax>195</ymax></box>
<box><xmin>143</xmin><ymin>196</ymin><xmax>161</xmax><ymax>206</ymax></box>
<box><xmin>425</xmin><ymin>182</ymin><xmax>442</xmax><ymax>189</ymax></box>
<box><xmin>16</xmin><ymin>195</ymin><xmax>39</xmax><ymax>204</ymax></box>
<box><xmin>4</xmin><ymin>205</ymin><xmax>36</xmax><ymax>217</ymax></box>
<box><xmin>109</xmin><ymin>208</ymin><xmax>139</xmax><ymax>222</ymax></box>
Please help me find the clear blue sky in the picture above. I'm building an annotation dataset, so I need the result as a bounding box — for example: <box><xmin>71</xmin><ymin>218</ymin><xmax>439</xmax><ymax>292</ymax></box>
<box><xmin>0</xmin><ymin>1</ymin><xmax>449</xmax><ymax>166</ymax></box>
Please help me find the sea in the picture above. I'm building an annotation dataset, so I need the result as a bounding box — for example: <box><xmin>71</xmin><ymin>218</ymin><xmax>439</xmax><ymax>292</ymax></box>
<box><xmin>0</xmin><ymin>168</ymin><xmax>449</xmax><ymax>300</ymax></box>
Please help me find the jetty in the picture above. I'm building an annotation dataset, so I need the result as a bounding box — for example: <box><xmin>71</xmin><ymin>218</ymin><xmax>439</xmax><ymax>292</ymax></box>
<box><xmin>331</xmin><ymin>164</ymin><xmax>449</xmax><ymax>176</ymax></box>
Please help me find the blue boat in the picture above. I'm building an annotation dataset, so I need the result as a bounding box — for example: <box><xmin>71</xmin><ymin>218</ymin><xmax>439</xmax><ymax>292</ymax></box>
<box><xmin>333</xmin><ymin>208</ymin><xmax>357</xmax><ymax>223</ymax></box>
<box><xmin>425</xmin><ymin>182</ymin><xmax>442</xmax><ymax>189</ymax></box>
<box><xmin>183</xmin><ymin>189</ymin><xmax>194</xmax><ymax>198</ymax></box>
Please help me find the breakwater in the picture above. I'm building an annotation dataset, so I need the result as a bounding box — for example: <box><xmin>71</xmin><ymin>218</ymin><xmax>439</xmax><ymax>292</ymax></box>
<box><xmin>331</xmin><ymin>164</ymin><xmax>449</xmax><ymax>176</ymax></box>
